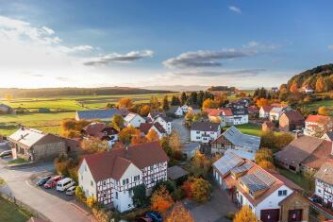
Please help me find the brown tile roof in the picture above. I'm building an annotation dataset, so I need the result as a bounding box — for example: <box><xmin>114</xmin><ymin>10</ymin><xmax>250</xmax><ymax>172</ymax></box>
<box><xmin>302</xmin><ymin>140</ymin><xmax>333</xmax><ymax>170</ymax></box>
<box><xmin>283</xmin><ymin>110</ymin><xmax>304</xmax><ymax>122</ymax></box>
<box><xmin>205</xmin><ymin>108</ymin><xmax>233</xmax><ymax>116</ymax></box>
<box><xmin>261</xmin><ymin>105</ymin><xmax>273</xmax><ymax>112</ymax></box>
<box><xmin>153</xmin><ymin>122</ymin><xmax>166</xmax><ymax>134</ymax></box>
<box><xmin>191</xmin><ymin>121</ymin><xmax>220</xmax><ymax>132</ymax></box>
<box><xmin>275</xmin><ymin>136</ymin><xmax>331</xmax><ymax>168</ymax></box>
<box><xmin>83</xmin><ymin>122</ymin><xmax>107</xmax><ymax>137</ymax></box>
<box><xmin>314</xmin><ymin>160</ymin><xmax>333</xmax><ymax>185</ymax></box>
<box><xmin>305</xmin><ymin>115</ymin><xmax>331</xmax><ymax>123</ymax></box>
<box><xmin>83</xmin><ymin>141</ymin><xmax>169</xmax><ymax>182</ymax></box>
<box><xmin>139</xmin><ymin>123</ymin><xmax>153</xmax><ymax>134</ymax></box>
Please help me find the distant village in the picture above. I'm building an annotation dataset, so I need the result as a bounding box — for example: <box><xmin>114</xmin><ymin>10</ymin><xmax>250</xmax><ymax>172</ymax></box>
<box><xmin>1</xmin><ymin>85</ymin><xmax>333</xmax><ymax>222</ymax></box>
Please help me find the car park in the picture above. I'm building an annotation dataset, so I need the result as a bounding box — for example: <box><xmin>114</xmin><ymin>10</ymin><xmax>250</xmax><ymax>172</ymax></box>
<box><xmin>0</xmin><ymin>150</ymin><xmax>12</xmax><ymax>158</ymax></box>
<box><xmin>145</xmin><ymin>211</ymin><xmax>162</xmax><ymax>222</ymax></box>
<box><xmin>44</xmin><ymin>176</ymin><xmax>62</xmax><ymax>189</ymax></box>
<box><xmin>65</xmin><ymin>186</ymin><xmax>77</xmax><ymax>196</ymax></box>
<box><xmin>36</xmin><ymin>176</ymin><xmax>51</xmax><ymax>186</ymax></box>
<box><xmin>56</xmin><ymin>178</ymin><xmax>75</xmax><ymax>192</ymax></box>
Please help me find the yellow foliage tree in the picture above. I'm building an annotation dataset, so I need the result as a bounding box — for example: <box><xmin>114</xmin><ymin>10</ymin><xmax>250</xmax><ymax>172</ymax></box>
<box><xmin>233</xmin><ymin>206</ymin><xmax>257</xmax><ymax>222</ymax></box>
<box><xmin>139</xmin><ymin>105</ymin><xmax>151</xmax><ymax>117</ymax></box>
<box><xmin>118</xmin><ymin>97</ymin><xmax>133</xmax><ymax>109</ymax></box>
<box><xmin>118</xmin><ymin>126</ymin><xmax>140</xmax><ymax>144</ymax></box>
<box><xmin>316</xmin><ymin>77</ymin><xmax>325</xmax><ymax>93</ymax></box>
<box><xmin>165</xmin><ymin>202</ymin><xmax>194</xmax><ymax>222</ymax></box>
<box><xmin>146</xmin><ymin>129</ymin><xmax>160</xmax><ymax>142</ymax></box>
<box><xmin>257</xmin><ymin>160</ymin><xmax>275</xmax><ymax>170</ymax></box>
<box><xmin>151</xmin><ymin>185</ymin><xmax>174</xmax><ymax>214</ymax></box>
<box><xmin>256</xmin><ymin>98</ymin><xmax>269</xmax><ymax>107</ymax></box>
<box><xmin>318</xmin><ymin>106</ymin><xmax>329</xmax><ymax>116</ymax></box>
<box><xmin>202</xmin><ymin>98</ymin><xmax>218</xmax><ymax>109</ymax></box>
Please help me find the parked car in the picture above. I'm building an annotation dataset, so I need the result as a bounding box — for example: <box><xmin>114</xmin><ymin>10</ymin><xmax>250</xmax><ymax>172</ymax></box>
<box><xmin>56</xmin><ymin>178</ymin><xmax>75</xmax><ymax>191</ymax></box>
<box><xmin>36</xmin><ymin>176</ymin><xmax>51</xmax><ymax>186</ymax></box>
<box><xmin>0</xmin><ymin>150</ymin><xmax>12</xmax><ymax>158</ymax></box>
<box><xmin>44</xmin><ymin>176</ymin><xmax>62</xmax><ymax>189</ymax></box>
<box><xmin>136</xmin><ymin>217</ymin><xmax>152</xmax><ymax>222</ymax></box>
<box><xmin>146</xmin><ymin>211</ymin><xmax>162</xmax><ymax>222</ymax></box>
<box><xmin>65</xmin><ymin>186</ymin><xmax>77</xmax><ymax>196</ymax></box>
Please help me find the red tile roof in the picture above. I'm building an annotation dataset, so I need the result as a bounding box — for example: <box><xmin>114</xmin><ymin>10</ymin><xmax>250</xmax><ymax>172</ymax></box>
<box><xmin>83</xmin><ymin>141</ymin><xmax>169</xmax><ymax>182</ymax></box>
<box><xmin>139</xmin><ymin>123</ymin><xmax>153</xmax><ymax>134</ymax></box>
<box><xmin>261</xmin><ymin>105</ymin><xmax>273</xmax><ymax>112</ymax></box>
<box><xmin>205</xmin><ymin>108</ymin><xmax>233</xmax><ymax>116</ymax></box>
<box><xmin>283</xmin><ymin>110</ymin><xmax>304</xmax><ymax>122</ymax></box>
<box><xmin>306</xmin><ymin>114</ymin><xmax>331</xmax><ymax>123</ymax></box>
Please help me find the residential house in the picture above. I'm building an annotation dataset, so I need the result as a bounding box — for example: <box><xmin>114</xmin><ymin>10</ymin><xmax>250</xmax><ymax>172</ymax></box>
<box><xmin>211</xmin><ymin>126</ymin><xmax>261</xmax><ymax>160</ymax></box>
<box><xmin>232</xmin><ymin>106</ymin><xmax>249</xmax><ymax>125</ymax></box>
<box><xmin>190</xmin><ymin>122</ymin><xmax>221</xmax><ymax>143</ymax></box>
<box><xmin>259</xmin><ymin>106</ymin><xmax>273</xmax><ymax>119</ymax></box>
<box><xmin>314</xmin><ymin>161</ymin><xmax>333</xmax><ymax>209</ymax></box>
<box><xmin>0</xmin><ymin>103</ymin><xmax>14</xmax><ymax>114</ymax></box>
<box><xmin>139</xmin><ymin>122</ymin><xmax>167</xmax><ymax>139</ymax></box>
<box><xmin>213</xmin><ymin>152</ymin><xmax>309</xmax><ymax>222</ymax></box>
<box><xmin>269</xmin><ymin>107</ymin><xmax>284</xmax><ymax>121</ymax></box>
<box><xmin>75</xmin><ymin>109</ymin><xmax>122</xmax><ymax>121</ymax></box>
<box><xmin>262</xmin><ymin>121</ymin><xmax>275</xmax><ymax>132</ymax></box>
<box><xmin>279</xmin><ymin>110</ymin><xmax>304</xmax><ymax>132</ymax></box>
<box><xmin>274</xmin><ymin>136</ymin><xmax>333</xmax><ymax>173</ymax></box>
<box><xmin>147</xmin><ymin>110</ymin><xmax>166</xmax><ymax>120</ymax></box>
<box><xmin>304</xmin><ymin>115</ymin><xmax>333</xmax><ymax>138</ymax></box>
<box><xmin>206</xmin><ymin>108</ymin><xmax>234</xmax><ymax>127</ymax></box>
<box><xmin>182</xmin><ymin>142</ymin><xmax>200</xmax><ymax>160</ymax></box>
<box><xmin>154</xmin><ymin>116</ymin><xmax>172</xmax><ymax>135</ymax></box>
<box><xmin>302</xmin><ymin>86</ymin><xmax>314</xmax><ymax>94</ymax></box>
<box><xmin>78</xmin><ymin>142</ymin><xmax>169</xmax><ymax>212</ymax></box>
<box><xmin>181</xmin><ymin>104</ymin><xmax>190</xmax><ymax>113</ymax></box>
<box><xmin>271</xmin><ymin>87</ymin><xmax>279</xmax><ymax>93</ymax></box>
<box><xmin>168</xmin><ymin>106</ymin><xmax>184</xmax><ymax>117</ymax></box>
<box><xmin>248</xmin><ymin>106</ymin><xmax>259</xmax><ymax>119</ymax></box>
<box><xmin>124</xmin><ymin>113</ymin><xmax>146</xmax><ymax>128</ymax></box>
<box><xmin>8</xmin><ymin>127</ymin><xmax>66</xmax><ymax>162</ymax></box>
<box><xmin>81</xmin><ymin>122</ymin><xmax>119</xmax><ymax>147</ymax></box>
<box><xmin>322</xmin><ymin>132</ymin><xmax>333</xmax><ymax>141</ymax></box>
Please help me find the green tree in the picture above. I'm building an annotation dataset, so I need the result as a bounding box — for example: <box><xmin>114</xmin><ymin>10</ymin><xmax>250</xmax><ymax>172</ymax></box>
<box><xmin>132</xmin><ymin>184</ymin><xmax>149</xmax><ymax>207</ymax></box>
<box><xmin>180</xmin><ymin>92</ymin><xmax>187</xmax><ymax>105</ymax></box>
<box><xmin>150</xmin><ymin>96</ymin><xmax>160</xmax><ymax>110</ymax></box>
<box><xmin>163</xmin><ymin>95</ymin><xmax>170</xmax><ymax>111</ymax></box>
<box><xmin>111</xmin><ymin>114</ymin><xmax>124</xmax><ymax>131</ymax></box>
<box><xmin>171</xmin><ymin>96</ymin><xmax>181</xmax><ymax>106</ymax></box>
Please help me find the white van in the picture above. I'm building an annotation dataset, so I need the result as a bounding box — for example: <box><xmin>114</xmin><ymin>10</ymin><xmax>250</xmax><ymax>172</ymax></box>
<box><xmin>56</xmin><ymin>178</ymin><xmax>75</xmax><ymax>191</ymax></box>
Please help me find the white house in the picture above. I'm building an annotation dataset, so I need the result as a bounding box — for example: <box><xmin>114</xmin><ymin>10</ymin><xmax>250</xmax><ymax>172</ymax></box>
<box><xmin>78</xmin><ymin>142</ymin><xmax>169</xmax><ymax>213</ymax></box>
<box><xmin>149</xmin><ymin>123</ymin><xmax>167</xmax><ymax>139</ymax></box>
<box><xmin>304</xmin><ymin>114</ymin><xmax>333</xmax><ymax>137</ymax></box>
<box><xmin>181</xmin><ymin>104</ymin><xmax>190</xmax><ymax>114</ymax></box>
<box><xmin>154</xmin><ymin>116</ymin><xmax>172</xmax><ymax>135</ymax></box>
<box><xmin>314</xmin><ymin>161</ymin><xmax>333</xmax><ymax>209</ymax></box>
<box><xmin>211</xmin><ymin>126</ymin><xmax>261</xmax><ymax>160</ymax></box>
<box><xmin>124</xmin><ymin>113</ymin><xmax>146</xmax><ymax>128</ymax></box>
<box><xmin>168</xmin><ymin>106</ymin><xmax>184</xmax><ymax>117</ymax></box>
<box><xmin>259</xmin><ymin>106</ymin><xmax>273</xmax><ymax>119</ymax></box>
<box><xmin>190</xmin><ymin>122</ymin><xmax>221</xmax><ymax>143</ymax></box>
<box><xmin>213</xmin><ymin>152</ymin><xmax>309</xmax><ymax>222</ymax></box>
<box><xmin>205</xmin><ymin>108</ymin><xmax>234</xmax><ymax>127</ymax></box>
<box><xmin>269</xmin><ymin>107</ymin><xmax>283</xmax><ymax>121</ymax></box>
<box><xmin>231</xmin><ymin>107</ymin><xmax>249</xmax><ymax>125</ymax></box>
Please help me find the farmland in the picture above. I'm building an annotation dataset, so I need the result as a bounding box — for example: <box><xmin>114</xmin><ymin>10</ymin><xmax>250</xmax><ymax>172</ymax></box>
<box><xmin>0</xmin><ymin>93</ymin><xmax>178</xmax><ymax>136</ymax></box>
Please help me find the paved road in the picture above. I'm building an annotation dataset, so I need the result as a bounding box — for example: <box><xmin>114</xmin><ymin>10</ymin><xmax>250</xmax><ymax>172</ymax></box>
<box><xmin>0</xmin><ymin>160</ymin><xmax>95</xmax><ymax>222</ymax></box>
<box><xmin>172</xmin><ymin>118</ymin><xmax>190</xmax><ymax>143</ymax></box>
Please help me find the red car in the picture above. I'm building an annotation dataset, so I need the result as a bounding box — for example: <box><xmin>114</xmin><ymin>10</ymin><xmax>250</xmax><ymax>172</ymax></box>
<box><xmin>43</xmin><ymin>176</ymin><xmax>62</xmax><ymax>189</ymax></box>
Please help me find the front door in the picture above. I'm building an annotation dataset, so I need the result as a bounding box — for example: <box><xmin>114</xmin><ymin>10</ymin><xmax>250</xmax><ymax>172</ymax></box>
<box><xmin>260</xmin><ymin>209</ymin><xmax>280</xmax><ymax>222</ymax></box>
<box><xmin>288</xmin><ymin>209</ymin><xmax>302</xmax><ymax>222</ymax></box>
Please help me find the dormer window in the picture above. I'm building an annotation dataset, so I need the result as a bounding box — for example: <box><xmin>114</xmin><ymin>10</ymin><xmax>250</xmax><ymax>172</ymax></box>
<box><xmin>278</xmin><ymin>190</ymin><xmax>287</xmax><ymax>196</ymax></box>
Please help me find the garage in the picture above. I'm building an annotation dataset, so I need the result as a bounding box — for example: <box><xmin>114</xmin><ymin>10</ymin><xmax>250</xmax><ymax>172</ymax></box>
<box><xmin>288</xmin><ymin>209</ymin><xmax>302</xmax><ymax>221</ymax></box>
<box><xmin>260</xmin><ymin>209</ymin><xmax>280</xmax><ymax>222</ymax></box>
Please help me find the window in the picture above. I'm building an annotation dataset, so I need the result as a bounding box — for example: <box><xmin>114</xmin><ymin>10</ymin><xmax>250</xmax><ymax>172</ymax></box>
<box><xmin>122</xmin><ymin>178</ymin><xmax>129</xmax><ymax>185</ymax></box>
<box><xmin>90</xmin><ymin>180</ymin><xmax>94</xmax><ymax>186</ymax></box>
<box><xmin>196</xmin><ymin>131</ymin><xmax>200</xmax><ymax>134</ymax></box>
<box><xmin>115</xmin><ymin>192</ymin><xmax>118</xmax><ymax>199</ymax></box>
<box><xmin>318</xmin><ymin>189</ymin><xmax>322</xmax><ymax>193</ymax></box>
<box><xmin>134</xmin><ymin>175</ymin><xmax>140</xmax><ymax>181</ymax></box>
<box><xmin>278</xmin><ymin>190</ymin><xmax>287</xmax><ymax>196</ymax></box>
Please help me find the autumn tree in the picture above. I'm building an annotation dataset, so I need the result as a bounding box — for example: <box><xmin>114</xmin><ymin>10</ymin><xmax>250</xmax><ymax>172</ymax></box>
<box><xmin>150</xmin><ymin>185</ymin><xmax>174</xmax><ymax>214</ymax></box>
<box><xmin>182</xmin><ymin>177</ymin><xmax>211</xmax><ymax>203</ymax></box>
<box><xmin>188</xmin><ymin>92</ymin><xmax>198</xmax><ymax>105</ymax></box>
<box><xmin>233</xmin><ymin>206</ymin><xmax>257</xmax><ymax>222</ymax></box>
<box><xmin>162</xmin><ymin>95</ymin><xmax>170</xmax><ymax>111</ymax></box>
<box><xmin>169</xmin><ymin>131</ymin><xmax>182</xmax><ymax>158</ymax></box>
<box><xmin>289</xmin><ymin>83</ymin><xmax>299</xmax><ymax>94</ymax></box>
<box><xmin>81</xmin><ymin>138</ymin><xmax>109</xmax><ymax>153</ymax></box>
<box><xmin>150</xmin><ymin>96</ymin><xmax>160</xmax><ymax>110</ymax></box>
<box><xmin>111</xmin><ymin>114</ymin><xmax>124</xmax><ymax>131</ymax></box>
<box><xmin>171</xmin><ymin>96</ymin><xmax>181</xmax><ymax>106</ymax></box>
<box><xmin>165</xmin><ymin>202</ymin><xmax>194</xmax><ymax>222</ymax></box>
<box><xmin>316</xmin><ymin>77</ymin><xmax>325</xmax><ymax>93</ymax></box>
<box><xmin>146</xmin><ymin>129</ymin><xmax>160</xmax><ymax>142</ymax></box>
<box><xmin>118</xmin><ymin>97</ymin><xmax>133</xmax><ymax>109</ymax></box>
<box><xmin>255</xmin><ymin>148</ymin><xmax>273</xmax><ymax>163</ymax></box>
<box><xmin>191</xmin><ymin>151</ymin><xmax>212</xmax><ymax>177</ymax></box>
<box><xmin>261</xmin><ymin>131</ymin><xmax>294</xmax><ymax>150</ymax></box>
<box><xmin>139</xmin><ymin>104</ymin><xmax>150</xmax><ymax>117</ymax></box>
<box><xmin>256</xmin><ymin>98</ymin><xmax>269</xmax><ymax>107</ymax></box>
<box><xmin>318</xmin><ymin>106</ymin><xmax>329</xmax><ymax>116</ymax></box>
<box><xmin>202</xmin><ymin>98</ymin><xmax>218</xmax><ymax>109</ymax></box>
<box><xmin>118</xmin><ymin>126</ymin><xmax>141</xmax><ymax>145</ymax></box>
<box><xmin>61</xmin><ymin>119</ymin><xmax>90</xmax><ymax>138</ymax></box>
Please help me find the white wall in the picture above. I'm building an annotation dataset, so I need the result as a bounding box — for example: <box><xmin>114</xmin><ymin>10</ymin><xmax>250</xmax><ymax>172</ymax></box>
<box><xmin>233</xmin><ymin>115</ymin><xmax>248</xmax><ymax>125</ymax></box>
<box><xmin>78</xmin><ymin>159</ymin><xmax>97</xmax><ymax>199</ymax></box>
<box><xmin>190</xmin><ymin>128</ymin><xmax>221</xmax><ymax>143</ymax></box>
<box><xmin>155</xmin><ymin>117</ymin><xmax>172</xmax><ymax>135</ymax></box>
<box><xmin>127</xmin><ymin>115</ymin><xmax>146</xmax><ymax>128</ymax></box>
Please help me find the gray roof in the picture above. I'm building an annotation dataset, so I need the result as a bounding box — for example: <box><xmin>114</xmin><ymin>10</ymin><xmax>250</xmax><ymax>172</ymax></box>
<box><xmin>167</xmin><ymin>166</ymin><xmax>189</xmax><ymax>180</ymax></box>
<box><xmin>213</xmin><ymin>151</ymin><xmax>244</xmax><ymax>177</ymax></box>
<box><xmin>8</xmin><ymin>128</ymin><xmax>46</xmax><ymax>148</ymax></box>
<box><xmin>191</xmin><ymin>121</ymin><xmax>220</xmax><ymax>132</ymax></box>
<box><xmin>76</xmin><ymin>109</ymin><xmax>121</xmax><ymax>120</ymax></box>
<box><xmin>323</xmin><ymin>132</ymin><xmax>333</xmax><ymax>141</ymax></box>
<box><xmin>221</xmin><ymin>126</ymin><xmax>261</xmax><ymax>152</ymax></box>
<box><xmin>183</xmin><ymin>142</ymin><xmax>200</xmax><ymax>153</ymax></box>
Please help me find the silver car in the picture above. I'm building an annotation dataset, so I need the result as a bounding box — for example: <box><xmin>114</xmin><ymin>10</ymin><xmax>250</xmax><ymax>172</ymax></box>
<box><xmin>65</xmin><ymin>186</ymin><xmax>77</xmax><ymax>196</ymax></box>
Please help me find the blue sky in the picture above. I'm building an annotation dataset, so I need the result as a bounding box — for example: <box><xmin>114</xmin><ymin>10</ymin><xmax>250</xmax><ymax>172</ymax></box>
<box><xmin>0</xmin><ymin>0</ymin><xmax>332</xmax><ymax>88</ymax></box>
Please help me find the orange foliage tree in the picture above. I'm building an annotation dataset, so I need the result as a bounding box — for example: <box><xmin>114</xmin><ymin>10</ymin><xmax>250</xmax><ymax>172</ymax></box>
<box><xmin>165</xmin><ymin>202</ymin><xmax>194</xmax><ymax>222</ymax></box>
<box><xmin>150</xmin><ymin>185</ymin><xmax>174</xmax><ymax>214</ymax></box>
<box><xmin>233</xmin><ymin>206</ymin><xmax>257</xmax><ymax>222</ymax></box>
<box><xmin>118</xmin><ymin>126</ymin><xmax>141</xmax><ymax>144</ymax></box>
<box><xmin>182</xmin><ymin>177</ymin><xmax>211</xmax><ymax>203</ymax></box>
<box><xmin>256</xmin><ymin>98</ymin><xmax>269</xmax><ymax>107</ymax></box>
<box><xmin>146</xmin><ymin>129</ymin><xmax>160</xmax><ymax>142</ymax></box>
<box><xmin>202</xmin><ymin>98</ymin><xmax>218</xmax><ymax>109</ymax></box>
<box><xmin>118</xmin><ymin>97</ymin><xmax>133</xmax><ymax>109</ymax></box>
<box><xmin>139</xmin><ymin>105</ymin><xmax>151</xmax><ymax>117</ymax></box>
<box><xmin>318</xmin><ymin>106</ymin><xmax>329</xmax><ymax>116</ymax></box>
<box><xmin>289</xmin><ymin>83</ymin><xmax>299</xmax><ymax>94</ymax></box>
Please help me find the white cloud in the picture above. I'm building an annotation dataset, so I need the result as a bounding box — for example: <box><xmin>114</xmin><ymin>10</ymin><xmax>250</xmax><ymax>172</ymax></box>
<box><xmin>229</xmin><ymin>6</ymin><xmax>242</xmax><ymax>14</ymax></box>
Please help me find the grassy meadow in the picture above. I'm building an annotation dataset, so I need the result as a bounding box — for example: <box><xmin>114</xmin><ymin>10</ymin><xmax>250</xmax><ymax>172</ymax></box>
<box><xmin>0</xmin><ymin>93</ymin><xmax>178</xmax><ymax>136</ymax></box>
<box><xmin>0</xmin><ymin>197</ymin><xmax>31</xmax><ymax>222</ymax></box>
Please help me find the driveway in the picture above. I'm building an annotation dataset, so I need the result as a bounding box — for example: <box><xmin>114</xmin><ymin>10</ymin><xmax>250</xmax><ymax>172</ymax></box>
<box><xmin>0</xmin><ymin>160</ymin><xmax>95</xmax><ymax>222</ymax></box>
<box><xmin>185</xmin><ymin>188</ymin><xmax>237</xmax><ymax>222</ymax></box>
<box><xmin>172</xmin><ymin>118</ymin><xmax>190</xmax><ymax>143</ymax></box>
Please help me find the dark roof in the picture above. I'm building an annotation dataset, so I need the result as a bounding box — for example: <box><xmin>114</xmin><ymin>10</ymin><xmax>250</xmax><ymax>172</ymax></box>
<box><xmin>232</xmin><ymin>107</ymin><xmax>248</xmax><ymax>115</ymax></box>
<box><xmin>283</xmin><ymin>110</ymin><xmax>304</xmax><ymax>122</ymax></box>
<box><xmin>324</xmin><ymin>132</ymin><xmax>333</xmax><ymax>141</ymax></box>
<box><xmin>76</xmin><ymin>108</ymin><xmax>121</xmax><ymax>120</ymax></box>
<box><xmin>191</xmin><ymin>121</ymin><xmax>220</xmax><ymax>132</ymax></box>
<box><xmin>139</xmin><ymin>123</ymin><xmax>153</xmax><ymax>134</ymax></box>
<box><xmin>167</xmin><ymin>166</ymin><xmax>189</xmax><ymax>180</ymax></box>
<box><xmin>83</xmin><ymin>141</ymin><xmax>169</xmax><ymax>182</ymax></box>
<box><xmin>149</xmin><ymin>110</ymin><xmax>166</xmax><ymax>118</ymax></box>
<box><xmin>82</xmin><ymin>122</ymin><xmax>118</xmax><ymax>138</ymax></box>
<box><xmin>263</xmin><ymin>121</ymin><xmax>275</xmax><ymax>128</ymax></box>
<box><xmin>153</xmin><ymin>122</ymin><xmax>166</xmax><ymax>134</ymax></box>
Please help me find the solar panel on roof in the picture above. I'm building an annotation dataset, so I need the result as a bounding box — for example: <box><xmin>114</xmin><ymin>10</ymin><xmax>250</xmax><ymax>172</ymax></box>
<box><xmin>214</xmin><ymin>152</ymin><xmax>244</xmax><ymax>175</ymax></box>
<box><xmin>240</xmin><ymin>174</ymin><xmax>268</xmax><ymax>193</ymax></box>
<box><xmin>231</xmin><ymin>162</ymin><xmax>253</xmax><ymax>174</ymax></box>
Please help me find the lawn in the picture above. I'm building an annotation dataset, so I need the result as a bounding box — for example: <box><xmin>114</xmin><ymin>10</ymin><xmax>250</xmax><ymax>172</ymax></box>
<box><xmin>0</xmin><ymin>197</ymin><xmax>31</xmax><ymax>222</ymax></box>
<box><xmin>232</xmin><ymin>123</ymin><xmax>262</xmax><ymax>137</ymax></box>
<box><xmin>277</xmin><ymin>168</ymin><xmax>314</xmax><ymax>195</ymax></box>
<box><xmin>302</xmin><ymin>99</ymin><xmax>333</xmax><ymax>115</ymax></box>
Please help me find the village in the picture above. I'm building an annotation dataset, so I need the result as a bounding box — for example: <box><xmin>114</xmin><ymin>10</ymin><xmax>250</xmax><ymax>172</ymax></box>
<box><xmin>1</xmin><ymin>85</ymin><xmax>333</xmax><ymax>222</ymax></box>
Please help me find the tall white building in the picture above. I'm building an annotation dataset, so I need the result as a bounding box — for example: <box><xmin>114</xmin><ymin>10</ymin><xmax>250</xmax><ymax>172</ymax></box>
<box><xmin>78</xmin><ymin>142</ymin><xmax>169</xmax><ymax>212</ymax></box>
<box><xmin>314</xmin><ymin>161</ymin><xmax>333</xmax><ymax>209</ymax></box>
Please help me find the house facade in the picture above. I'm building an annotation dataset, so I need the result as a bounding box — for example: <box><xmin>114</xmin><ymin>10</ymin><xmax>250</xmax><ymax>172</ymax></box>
<box><xmin>124</xmin><ymin>113</ymin><xmax>146</xmax><ymax>128</ymax></box>
<box><xmin>279</xmin><ymin>110</ymin><xmax>304</xmax><ymax>132</ymax></box>
<box><xmin>81</xmin><ymin>122</ymin><xmax>119</xmax><ymax>147</ymax></box>
<box><xmin>314</xmin><ymin>161</ymin><xmax>333</xmax><ymax>209</ymax></box>
<box><xmin>190</xmin><ymin>122</ymin><xmax>221</xmax><ymax>143</ymax></box>
<box><xmin>304</xmin><ymin>115</ymin><xmax>333</xmax><ymax>138</ymax></box>
<box><xmin>259</xmin><ymin>106</ymin><xmax>273</xmax><ymax>119</ymax></box>
<box><xmin>154</xmin><ymin>116</ymin><xmax>172</xmax><ymax>135</ymax></box>
<box><xmin>213</xmin><ymin>152</ymin><xmax>309</xmax><ymax>222</ymax></box>
<box><xmin>78</xmin><ymin>142</ymin><xmax>169</xmax><ymax>213</ymax></box>
<box><xmin>8</xmin><ymin>127</ymin><xmax>66</xmax><ymax>162</ymax></box>
<box><xmin>269</xmin><ymin>107</ymin><xmax>283</xmax><ymax>121</ymax></box>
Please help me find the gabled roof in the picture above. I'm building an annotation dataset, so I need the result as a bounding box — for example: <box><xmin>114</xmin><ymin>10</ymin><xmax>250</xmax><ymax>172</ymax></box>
<box><xmin>149</xmin><ymin>110</ymin><xmax>166</xmax><ymax>119</ymax></box>
<box><xmin>124</xmin><ymin>112</ymin><xmax>144</xmax><ymax>123</ymax></box>
<box><xmin>83</xmin><ymin>141</ymin><xmax>169</xmax><ymax>182</ymax></box>
<box><xmin>315</xmin><ymin>160</ymin><xmax>333</xmax><ymax>185</ymax></box>
<box><xmin>213</xmin><ymin>151</ymin><xmax>244</xmax><ymax>177</ymax></box>
<box><xmin>139</xmin><ymin>123</ymin><xmax>153</xmax><ymax>134</ymax></box>
<box><xmin>270</xmin><ymin>107</ymin><xmax>283</xmax><ymax>114</ymax></box>
<box><xmin>274</xmin><ymin>136</ymin><xmax>330</xmax><ymax>168</ymax></box>
<box><xmin>205</xmin><ymin>108</ymin><xmax>233</xmax><ymax>117</ymax></box>
<box><xmin>261</xmin><ymin>105</ymin><xmax>273</xmax><ymax>112</ymax></box>
<box><xmin>76</xmin><ymin>108</ymin><xmax>121</xmax><ymax>120</ymax></box>
<box><xmin>167</xmin><ymin>166</ymin><xmax>189</xmax><ymax>180</ymax></box>
<box><xmin>8</xmin><ymin>127</ymin><xmax>46</xmax><ymax>148</ymax></box>
<box><xmin>282</xmin><ymin>110</ymin><xmax>304</xmax><ymax>122</ymax></box>
<box><xmin>83</xmin><ymin>122</ymin><xmax>118</xmax><ymax>138</ymax></box>
<box><xmin>168</xmin><ymin>106</ymin><xmax>182</xmax><ymax>113</ymax></box>
<box><xmin>305</xmin><ymin>114</ymin><xmax>331</xmax><ymax>124</ymax></box>
<box><xmin>153</xmin><ymin>122</ymin><xmax>166</xmax><ymax>134</ymax></box>
<box><xmin>218</xmin><ymin>126</ymin><xmax>261</xmax><ymax>152</ymax></box>
<box><xmin>191</xmin><ymin>121</ymin><xmax>220</xmax><ymax>132</ymax></box>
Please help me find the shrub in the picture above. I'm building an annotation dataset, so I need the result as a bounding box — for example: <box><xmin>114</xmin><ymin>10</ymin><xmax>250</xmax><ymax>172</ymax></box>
<box><xmin>75</xmin><ymin>186</ymin><xmax>86</xmax><ymax>202</ymax></box>
<box><xmin>92</xmin><ymin>207</ymin><xmax>113</xmax><ymax>222</ymax></box>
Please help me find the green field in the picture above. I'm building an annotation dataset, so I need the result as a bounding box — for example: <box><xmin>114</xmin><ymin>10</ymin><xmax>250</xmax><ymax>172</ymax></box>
<box><xmin>0</xmin><ymin>197</ymin><xmax>31</xmax><ymax>222</ymax></box>
<box><xmin>302</xmin><ymin>99</ymin><xmax>333</xmax><ymax>115</ymax></box>
<box><xmin>232</xmin><ymin>123</ymin><xmax>262</xmax><ymax>137</ymax></box>
<box><xmin>0</xmin><ymin>93</ymin><xmax>177</xmax><ymax>136</ymax></box>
